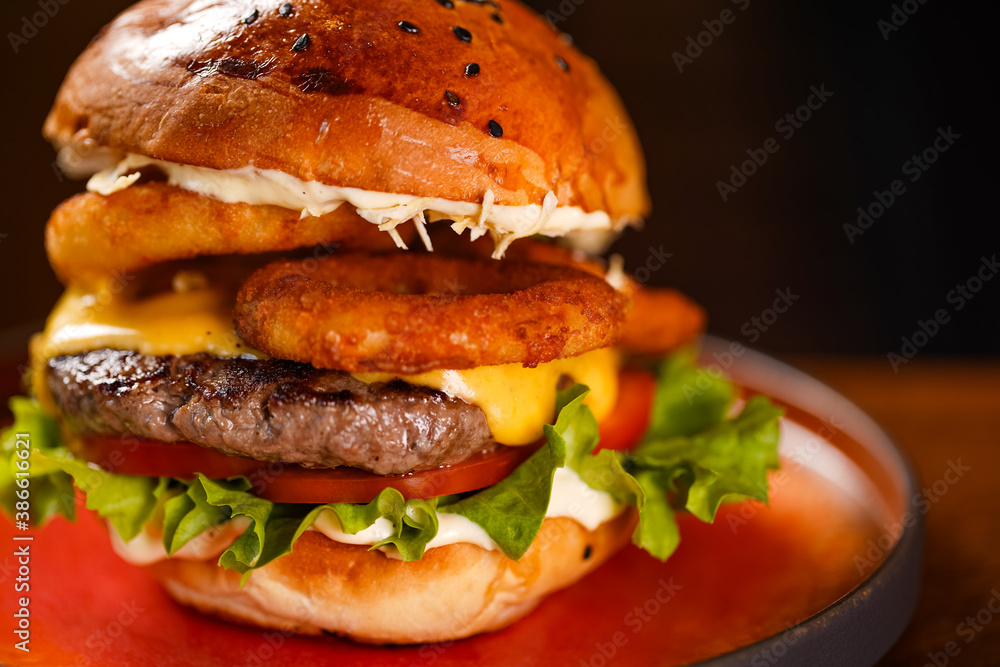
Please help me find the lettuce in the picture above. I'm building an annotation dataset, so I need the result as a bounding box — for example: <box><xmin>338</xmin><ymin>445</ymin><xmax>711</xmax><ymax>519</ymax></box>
<box><xmin>1</xmin><ymin>397</ymin><xmax>77</xmax><ymax>525</ymax></box>
<box><xmin>0</xmin><ymin>349</ymin><xmax>782</xmax><ymax>576</ymax></box>
<box><xmin>326</xmin><ymin>489</ymin><xmax>439</xmax><ymax>561</ymax></box>
<box><xmin>442</xmin><ymin>427</ymin><xmax>565</xmax><ymax>560</ymax></box>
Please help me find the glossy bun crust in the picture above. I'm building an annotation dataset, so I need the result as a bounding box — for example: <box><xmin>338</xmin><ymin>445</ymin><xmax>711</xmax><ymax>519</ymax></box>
<box><xmin>148</xmin><ymin>510</ymin><xmax>637</xmax><ymax>644</ymax></box>
<box><xmin>44</xmin><ymin>0</ymin><xmax>648</xmax><ymax>220</ymax></box>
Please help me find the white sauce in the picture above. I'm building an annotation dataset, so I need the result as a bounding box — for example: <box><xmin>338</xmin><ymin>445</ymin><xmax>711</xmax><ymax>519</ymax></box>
<box><xmin>110</xmin><ymin>516</ymin><xmax>252</xmax><ymax>566</ymax></box>
<box><xmin>110</xmin><ymin>468</ymin><xmax>620</xmax><ymax>565</ymax></box>
<box><xmin>310</xmin><ymin>466</ymin><xmax>621</xmax><ymax>555</ymax></box>
<box><xmin>86</xmin><ymin>154</ymin><xmax>628</xmax><ymax>257</ymax></box>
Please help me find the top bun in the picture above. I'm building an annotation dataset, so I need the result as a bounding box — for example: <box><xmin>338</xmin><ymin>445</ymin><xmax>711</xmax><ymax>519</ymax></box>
<box><xmin>44</xmin><ymin>0</ymin><xmax>649</xmax><ymax>222</ymax></box>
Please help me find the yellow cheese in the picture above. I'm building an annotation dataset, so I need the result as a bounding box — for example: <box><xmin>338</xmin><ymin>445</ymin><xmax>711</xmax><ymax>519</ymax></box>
<box><xmin>354</xmin><ymin>348</ymin><xmax>618</xmax><ymax>445</ymax></box>
<box><xmin>32</xmin><ymin>285</ymin><xmax>257</xmax><ymax>361</ymax></box>
<box><xmin>31</xmin><ymin>281</ymin><xmax>619</xmax><ymax>445</ymax></box>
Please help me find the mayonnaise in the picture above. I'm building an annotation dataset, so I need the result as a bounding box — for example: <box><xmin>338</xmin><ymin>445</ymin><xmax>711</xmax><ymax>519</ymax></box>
<box><xmin>86</xmin><ymin>154</ymin><xmax>630</xmax><ymax>257</ymax></box>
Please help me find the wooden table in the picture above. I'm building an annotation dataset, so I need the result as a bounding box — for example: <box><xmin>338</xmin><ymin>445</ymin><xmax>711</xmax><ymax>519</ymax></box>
<box><xmin>787</xmin><ymin>357</ymin><xmax>1000</xmax><ymax>666</ymax></box>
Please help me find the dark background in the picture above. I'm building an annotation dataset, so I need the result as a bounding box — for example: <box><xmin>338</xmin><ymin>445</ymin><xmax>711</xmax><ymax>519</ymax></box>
<box><xmin>0</xmin><ymin>0</ymin><xmax>995</xmax><ymax>359</ymax></box>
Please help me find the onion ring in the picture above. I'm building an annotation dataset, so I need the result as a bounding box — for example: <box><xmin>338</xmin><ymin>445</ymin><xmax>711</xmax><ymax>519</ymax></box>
<box><xmin>430</xmin><ymin>234</ymin><xmax>705</xmax><ymax>355</ymax></box>
<box><xmin>46</xmin><ymin>183</ymin><xmax>407</xmax><ymax>284</ymax></box>
<box><xmin>618</xmin><ymin>284</ymin><xmax>705</xmax><ymax>355</ymax></box>
<box><xmin>504</xmin><ymin>244</ymin><xmax>705</xmax><ymax>354</ymax></box>
<box><xmin>234</xmin><ymin>253</ymin><xmax>628</xmax><ymax>373</ymax></box>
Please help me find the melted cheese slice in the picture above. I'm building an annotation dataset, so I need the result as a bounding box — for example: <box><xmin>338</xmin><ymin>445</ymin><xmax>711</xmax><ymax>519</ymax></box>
<box><xmin>32</xmin><ymin>282</ymin><xmax>619</xmax><ymax>445</ymax></box>
<box><xmin>354</xmin><ymin>348</ymin><xmax>618</xmax><ymax>444</ymax></box>
<box><xmin>34</xmin><ymin>285</ymin><xmax>258</xmax><ymax>360</ymax></box>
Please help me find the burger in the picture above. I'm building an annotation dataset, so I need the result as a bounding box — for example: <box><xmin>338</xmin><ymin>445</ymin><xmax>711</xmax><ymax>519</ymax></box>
<box><xmin>0</xmin><ymin>0</ymin><xmax>783</xmax><ymax>645</ymax></box>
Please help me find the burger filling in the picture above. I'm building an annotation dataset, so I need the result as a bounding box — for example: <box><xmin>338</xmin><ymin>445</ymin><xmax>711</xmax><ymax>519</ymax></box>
<box><xmin>3</xmin><ymin>342</ymin><xmax>783</xmax><ymax>580</ymax></box>
<box><xmin>3</xmin><ymin>199</ymin><xmax>783</xmax><ymax>582</ymax></box>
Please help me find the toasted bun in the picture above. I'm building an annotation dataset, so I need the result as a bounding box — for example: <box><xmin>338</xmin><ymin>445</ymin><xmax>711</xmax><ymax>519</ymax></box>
<box><xmin>44</xmin><ymin>0</ymin><xmax>648</xmax><ymax>222</ymax></box>
<box><xmin>148</xmin><ymin>511</ymin><xmax>636</xmax><ymax>644</ymax></box>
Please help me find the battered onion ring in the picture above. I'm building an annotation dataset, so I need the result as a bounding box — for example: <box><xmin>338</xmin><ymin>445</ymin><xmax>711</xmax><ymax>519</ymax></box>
<box><xmin>618</xmin><ymin>284</ymin><xmax>705</xmax><ymax>355</ymax></box>
<box><xmin>234</xmin><ymin>254</ymin><xmax>628</xmax><ymax>373</ymax></box>
<box><xmin>430</xmin><ymin>234</ymin><xmax>705</xmax><ymax>355</ymax></box>
<box><xmin>46</xmin><ymin>183</ymin><xmax>406</xmax><ymax>284</ymax></box>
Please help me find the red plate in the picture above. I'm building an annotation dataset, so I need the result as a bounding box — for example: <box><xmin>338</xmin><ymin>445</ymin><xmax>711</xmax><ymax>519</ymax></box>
<box><xmin>0</xmin><ymin>341</ymin><xmax>920</xmax><ymax>666</ymax></box>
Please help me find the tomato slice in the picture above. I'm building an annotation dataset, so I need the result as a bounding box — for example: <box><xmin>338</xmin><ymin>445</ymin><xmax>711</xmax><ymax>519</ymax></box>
<box><xmin>72</xmin><ymin>435</ymin><xmax>539</xmax><ymax>504</ymax></box>
<box><xmin>597</xmin><ymin>369</ymin><xmax>656</xmax><ymax>452</ymax></box>
<box><xmin>250</xmin><ymin>444</ymin><xmax>538</xmax><ymax>504</ymax></box>
<box><xmin>71</xmin><ymin>437</ymin><xmax>263</xmax><ymax>479</ymax></box>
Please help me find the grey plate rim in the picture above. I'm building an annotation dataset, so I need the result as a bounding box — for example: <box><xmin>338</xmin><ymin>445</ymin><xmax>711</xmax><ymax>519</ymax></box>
<box><xmin>690</xmin><ymin>336</ymin><xmax>924</xmax><ymax>667</ymax></box>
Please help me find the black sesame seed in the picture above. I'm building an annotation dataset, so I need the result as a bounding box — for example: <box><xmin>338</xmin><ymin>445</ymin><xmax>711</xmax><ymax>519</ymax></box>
<box><xmin>278</xmin><ymin>2</ymin><xmax>293</xmax><ymax>17</ymax></box>
<box><xmin>398</xmin><ymin>20</ymin><xmax>420</xmax><ymax>34</ymax></box>
<box><xmin>487</xmin><ymin>0</ymin><xmax>500</xmax><ymax>7</ymax></box>
<box><xmin>291</xmin><ymin>33</ymin><xmax>310</xmax><ymax>51</ymax></box>
<box><xmin>555</xmin><ymin>56</ymin><xmax>569</xmax><ymax>72</ymax></box>
<box><xmin>444</xmin><ymin>90</ymin><xmax>460</xmax><ymax>106</ymax></box>
<box><xmin>490</xmin><ymin>12</ymin><xmax>503</xmax><ymax>24</ymax></box>
<box><xmin>464</xmin><ymin>62</ymin><xmax>480</xmax><ymax>77</ymax></box>
<box><xmin>488</xmin><ymin>119</ymin><xmax>503</xmax><ymax>137</ymax></box>
<box><xmin>583</xmin><ymin>545</ymin><xmax>592</xmax><ymax>560</ymax></box>
<box><xmin>436</xmin><ymin>0</ymin><xmax>455</xmax><ymax>8</ymax></box>
<box><xmin>242</xmin><ymin>8</ymin><xmax>259</xmax><ymax>24</ymax></box>
<box><xmin>453</xmin><ymin>25</ymin><xmax>472</xmax><ymax>42</ymax></box>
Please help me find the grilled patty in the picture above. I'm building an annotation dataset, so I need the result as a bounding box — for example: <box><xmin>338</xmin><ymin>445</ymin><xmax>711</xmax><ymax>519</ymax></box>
<box><xmin>46</xmin><ymin>349</ymin><xmax>494</xmax><ymax>475</ymax></box>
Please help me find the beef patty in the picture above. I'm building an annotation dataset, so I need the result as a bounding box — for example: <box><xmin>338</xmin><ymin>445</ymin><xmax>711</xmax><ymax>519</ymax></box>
<box><xmin>46</xmin><ymin>349</ymin><xmax>494</xmax><ymax>475</ymax></box>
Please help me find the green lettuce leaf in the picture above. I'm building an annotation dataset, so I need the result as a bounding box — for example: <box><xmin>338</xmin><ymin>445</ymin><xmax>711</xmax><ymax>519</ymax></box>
<box><xmin>632</xmin><ymin>395</ymin><xmax>783</xmax><ymax>522</ymax></box>
<box><xmin>553</xmin><ymin>385</ymin><xmax>643</xmax><ymax>507</ymax></box>
<box><xmin>632</xmin><ymin>470</ymin><xmax>680</xmax><ymax>559</ymax></box>
<box><xmin>161</xmin><ymin>481</ymin><xmax>228</xmax><ymax>555</ymax></box>
<box><xmin>1</xmin><ymin>397</ymin><xmax>77</xmax><ymax>524</ymax></box>
<box><xmin>44</xmin><ymin>451</ymin><xmax>168</xmax><ymax>541</ymax></box>
<box><xmin>0</xmin><ymin>398</ymin><xmax>171</xmax><ymax>541</ymax></box>
<box><xmin>570</xmin><ymin>350</ymin><xmax>784</xmax><ymax>560</ymax></box>
<box><xmin>443</xmin><ymin>436</ymin><xmax>564</xmax><ymax>560</ymax></box>
<box><xmin>646</xmin><ymin>348</ymin><xmax>736</xmax><ymax>439</ymax></box>
<box><xmin>323</xmin><ymin>488</ymin><xmax>440</xmax><ymax>561</ymax></box>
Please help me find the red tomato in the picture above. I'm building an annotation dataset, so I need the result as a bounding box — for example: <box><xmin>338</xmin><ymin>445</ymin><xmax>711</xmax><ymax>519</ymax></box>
<box><xmin>72</xmin><ymin>437</ymin><xmax>263</xmax><ymax>479</ymax></box>
<box><xmin>73</xmin><ymin>436</ymin><xmax>539</xmax><ymax>504</ymax></box>
<box><xmin>250</xmin><ymin>445</ymin><xmax>538</xmax><ymax>504</ymax></box>
<box><xmin>597</xmin><ymin>369</ymin><xmax>656</xmax><ymax>452</ymax></box>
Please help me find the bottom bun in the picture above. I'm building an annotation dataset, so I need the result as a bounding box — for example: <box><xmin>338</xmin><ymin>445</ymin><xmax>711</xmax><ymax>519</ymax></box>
<box><xmin>147</xmin><ymin>510</ymin><xmax>637</xmax><ymax>644</ymax></box>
